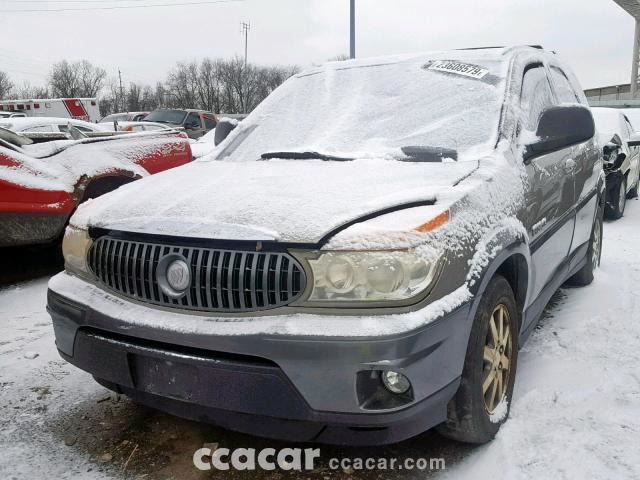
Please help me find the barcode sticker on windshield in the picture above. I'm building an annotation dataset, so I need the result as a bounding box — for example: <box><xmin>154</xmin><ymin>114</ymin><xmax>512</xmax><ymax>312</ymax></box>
<box><xmin>427</xmin><ymin>60</ymin><xmax>489</xmax><ymax>79</ymax></box>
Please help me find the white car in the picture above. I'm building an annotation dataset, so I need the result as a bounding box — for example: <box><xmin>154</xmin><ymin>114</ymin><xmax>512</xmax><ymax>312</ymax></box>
<box><xmin>100</xmin><ymin>112</ymin><xmax>149</xmax><ymax>124</ymax></box>
<box><xmin>620</xmin><ymin>108</ymin><xmax>640</xmax><ymax>132</ymax></box>
<box><xmin>0</xmin><ymin>112</ymin><xmax>27</xmax><ymax>119</ymax></box>
<box><xmin>592</xmin><ymin>107</ymin><xmax>640</xmax><ymax>219</ymax></box>
<box><xmin>0</xmin><ymin>117</ymin><xmax>107</xmax><ymax>134</ymax></box>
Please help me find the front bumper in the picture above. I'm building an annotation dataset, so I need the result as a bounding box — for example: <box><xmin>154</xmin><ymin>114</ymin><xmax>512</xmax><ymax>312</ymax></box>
<box><xmin>47</xmin><ymin>273</ymin><xmax>474</xmax><ymax>445</ymax></box>
<box><xmin>0</xmin><ymin>211</ymin><xmax>69</xmax><ymax>247</ymax></box>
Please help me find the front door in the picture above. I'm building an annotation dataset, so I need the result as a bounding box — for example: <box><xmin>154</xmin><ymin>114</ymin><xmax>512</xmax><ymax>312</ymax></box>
<box><xmin>520</xmin><ymin>65</ymin><xmax>575</xmax><ymax>303</ymax></box>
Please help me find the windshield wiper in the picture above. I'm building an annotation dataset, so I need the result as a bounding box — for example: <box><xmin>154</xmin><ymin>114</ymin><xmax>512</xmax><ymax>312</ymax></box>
<box><xmin>399</xmin><ymin>146</ymin><xmax>458</xmax><ymax>163</ymax></box>
<box><xmin>261</xmin><ymin>151</ymin><xmax>353</xmax><ymax>162</ymax></box>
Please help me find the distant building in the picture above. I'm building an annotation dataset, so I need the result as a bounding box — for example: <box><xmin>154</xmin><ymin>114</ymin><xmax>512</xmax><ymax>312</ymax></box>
<box><xmin>584</xmin><ymin>83</ymin><xmax>640</xmax><ymax>108</ymax></box>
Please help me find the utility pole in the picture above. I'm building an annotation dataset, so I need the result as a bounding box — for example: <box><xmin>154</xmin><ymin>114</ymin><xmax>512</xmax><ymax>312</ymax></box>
<box><xmin>241</xmin><ymin>21</ymin><xmax>251</xmax><ymax>67</ymax></box>
<box><xmin>118</xmin><ymin>69</ymin><xmax>125</xmax><ymax>112</ymax></box>
<box><xmin>350</xmin><ymin>0</ymin><xmax>356</xmax><ymax>59</ymax></box>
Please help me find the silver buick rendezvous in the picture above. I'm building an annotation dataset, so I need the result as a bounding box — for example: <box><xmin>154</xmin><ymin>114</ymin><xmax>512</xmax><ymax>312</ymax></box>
<box><xmin>48</xmin><ymin>46</ymin><xmax>603</xmax><ymax>445</ymax></box>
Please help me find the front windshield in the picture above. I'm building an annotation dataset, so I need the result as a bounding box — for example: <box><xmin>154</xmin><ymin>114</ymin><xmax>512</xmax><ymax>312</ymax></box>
<box><xmin>216</xmin><ymin>55</ymin><xmax>506</xmax><ymax>162</ymax></box>
<box><xmin>144</xmin><ymin>110</ymin><xmax>187</xmax><ymax>125</ymax></box>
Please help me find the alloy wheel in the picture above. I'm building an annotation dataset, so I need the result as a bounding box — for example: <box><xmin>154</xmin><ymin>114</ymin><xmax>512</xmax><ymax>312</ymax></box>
<box><xmin>482</xmin><ymin>304</ymin><xmax>513</xmax><ymax>414</ymax></box>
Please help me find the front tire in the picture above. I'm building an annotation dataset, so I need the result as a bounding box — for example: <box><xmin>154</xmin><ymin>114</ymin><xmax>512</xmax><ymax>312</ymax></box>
<box><xmin>437</xmin><ymin>275</ymin><xmax>519</xmax><ymax>444</ymax></box>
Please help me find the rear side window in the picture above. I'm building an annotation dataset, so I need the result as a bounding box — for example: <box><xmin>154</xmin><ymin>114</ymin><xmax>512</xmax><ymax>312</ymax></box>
<box><xmin>520</xmin><ymin>65</ymin><xmax>555</xmax><ymax>132</ymax></box>
<box><xmin>203</xmin><ymin>115</ymin><xmax>217</xmax><ymax>130</ymax></box>
<box><xmin>550</xmin><ymin>67</ymin><xmax>580</xmax><ymax>104</ymax></box>
<box><xmin>186</xmin><ymin>112</ymin><xmax>202</xmax><ymax>128</ymax></box>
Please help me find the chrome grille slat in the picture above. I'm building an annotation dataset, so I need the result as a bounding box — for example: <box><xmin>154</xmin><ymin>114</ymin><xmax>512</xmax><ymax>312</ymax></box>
<box><xmin>89</xmin><ymin>237</ymin><xmax>306</xmax><ymax>313</ymax></box>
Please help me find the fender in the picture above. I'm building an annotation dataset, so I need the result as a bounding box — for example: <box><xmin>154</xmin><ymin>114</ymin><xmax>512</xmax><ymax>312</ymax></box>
<box><xmin>465</xmin><ymin>223</ymin><xmax>532</xmax><ymax>345</ymax></box>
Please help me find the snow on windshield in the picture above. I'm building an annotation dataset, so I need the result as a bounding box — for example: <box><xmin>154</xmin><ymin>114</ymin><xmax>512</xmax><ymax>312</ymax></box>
<box><xmin>215</xmin><ymin>54</ymin><xmax>506</xmax><ymax>162</ymax></box>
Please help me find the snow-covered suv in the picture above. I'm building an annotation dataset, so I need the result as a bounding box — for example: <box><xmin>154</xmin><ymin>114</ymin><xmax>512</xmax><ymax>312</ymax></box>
<box><xmin>48</xmin><ymin>46</ymin><xmax>603</xmax><ymax>445</ymax></box>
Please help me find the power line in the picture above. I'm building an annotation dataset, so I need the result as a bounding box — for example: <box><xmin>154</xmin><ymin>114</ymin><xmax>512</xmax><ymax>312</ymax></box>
<box><xmin>0</xmin><ymin>0</ymin><xmax>173</xmax><ymax>3</ymax></box>
<box><xmin>0</xmin><ymin>0</ymin><xmax>245</xmax><ymax>13</ymax></box>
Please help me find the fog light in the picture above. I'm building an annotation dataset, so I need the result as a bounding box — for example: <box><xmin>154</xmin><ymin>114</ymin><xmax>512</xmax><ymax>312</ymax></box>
<box><xmin>381</xmin><ymin>371</ymin><xmax>411</xmax><ymax>395</ymax></box>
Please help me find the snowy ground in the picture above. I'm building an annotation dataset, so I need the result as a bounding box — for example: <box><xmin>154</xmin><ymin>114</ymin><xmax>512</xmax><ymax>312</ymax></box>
<box><xmin>1</xmin><ymin>202</ymin><xmax>639</xmax><ymax>479</ymax></box>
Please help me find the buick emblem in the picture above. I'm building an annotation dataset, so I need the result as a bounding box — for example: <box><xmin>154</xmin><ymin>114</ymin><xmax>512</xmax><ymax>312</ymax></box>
<box><xmin>167</xmin><ymin>260</ymin><xmax>191</xmax><ymax>291</ymax></box>
<box><xmin>157</xmin><ymin>255</ymin><xmax>191</xmax><ymax>298</ymax></box>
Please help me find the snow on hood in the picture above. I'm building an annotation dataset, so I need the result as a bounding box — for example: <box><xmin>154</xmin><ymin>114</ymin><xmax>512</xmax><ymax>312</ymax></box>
<box><xmin>0</xmin><ymin>132</ymin><xmax>181</xmax><ymax>193</ymax></box>
<box><xmin>71</xmin><ymin>158</ymin><xmax>479</xmax><ymax>243</ymax></box>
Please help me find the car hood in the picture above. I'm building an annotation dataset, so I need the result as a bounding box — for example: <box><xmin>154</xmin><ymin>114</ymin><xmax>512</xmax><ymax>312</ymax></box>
<box><xmin>72</xmin><ymin>158</ymin><xmax>478</xmax><ymax>243</ymax></box>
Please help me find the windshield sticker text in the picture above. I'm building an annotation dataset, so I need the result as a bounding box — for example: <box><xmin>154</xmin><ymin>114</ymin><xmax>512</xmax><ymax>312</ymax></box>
<box><xmin>427</xmin><ymin>60</ymin><xmax>489</xmax><ymax>79</ymax></box>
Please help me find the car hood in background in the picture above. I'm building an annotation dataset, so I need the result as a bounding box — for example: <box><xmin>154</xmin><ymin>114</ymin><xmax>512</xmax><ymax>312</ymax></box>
<box><xmin>72</xmin><ymin>159</ymin><xmax>478</xmax><ymax>243</ymax></box>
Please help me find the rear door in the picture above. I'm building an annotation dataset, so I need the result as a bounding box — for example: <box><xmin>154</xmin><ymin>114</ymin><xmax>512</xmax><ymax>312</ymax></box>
<box><xmin>521</xmin><ymin>64</ymin><xmax>576</xmax><ymax>301</ymax></box>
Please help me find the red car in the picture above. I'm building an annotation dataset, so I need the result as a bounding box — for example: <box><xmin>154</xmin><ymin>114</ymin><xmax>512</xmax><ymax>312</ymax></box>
<box><xmin>0</xmin><ymin>128</ymin><xmax>192</xmax><ymax>247</ymax></box>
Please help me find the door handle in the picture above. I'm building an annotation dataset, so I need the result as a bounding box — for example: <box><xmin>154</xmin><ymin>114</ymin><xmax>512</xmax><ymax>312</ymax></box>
<box><xmin>564</xmin><ymin>159</ymin><xmax>577</xmax><ymax>173</ymax></box>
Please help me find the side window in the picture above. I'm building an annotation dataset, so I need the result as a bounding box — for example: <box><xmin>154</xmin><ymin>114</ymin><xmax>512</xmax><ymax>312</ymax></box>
<box><xmin>520</xmin><ymin>65</ymin><xmax>555</xmax><ymax>133</ymax></box>
<box><xmin>550</xmin><ymin>67</ymin><xmax>580</xmax><ymax>104</ymax></box>
<box><xmin>186</xmin><ymin>112</ymin><xmax>202</xmax><ymax>128</ymax></box>
<box><xmin>203</xmin><ymin>115</ymin><xmax>217</xmax><ymax>130</ymax></box>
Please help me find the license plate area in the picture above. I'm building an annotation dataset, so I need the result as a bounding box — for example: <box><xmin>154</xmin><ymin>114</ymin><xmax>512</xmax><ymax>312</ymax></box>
<box><xmin>131</xmin><ymin>354</ymin><xmax>201</xmax><ymax>402</ymax></box>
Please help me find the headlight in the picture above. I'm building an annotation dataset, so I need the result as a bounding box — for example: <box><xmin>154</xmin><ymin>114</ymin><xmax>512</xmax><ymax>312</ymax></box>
<box><xmin>62</xmin><ymin>227</ymin><xmax>92</xmax><ymax>276</ymax></box>
<box><xmin>302</xmin><ymin>250</ymin><xmax>441</xmax><ymax>305</ymax></box>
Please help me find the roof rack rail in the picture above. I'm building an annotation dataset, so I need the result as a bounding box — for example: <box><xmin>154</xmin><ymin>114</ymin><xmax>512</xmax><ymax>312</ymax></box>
<box><xmin>456</xmin><ymin>45</ymin><xmax>544</xmax><ymax>52</ymax></box>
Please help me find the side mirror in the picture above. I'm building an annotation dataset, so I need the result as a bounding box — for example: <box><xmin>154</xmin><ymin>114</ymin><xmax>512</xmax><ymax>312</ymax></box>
<box><xmin>185</xmin><ymin>122</ymin><xmax>199</xmax><ymax>130</ymax></box>
<box><xmin>214</xmin><ymin>119</ymin><xmax>238</xmax><ymax>146</ymax></box>
<box><xmin>523</xmin><ymin>105</ymin><xmax>595</xmax><ymax>163</ymax></box>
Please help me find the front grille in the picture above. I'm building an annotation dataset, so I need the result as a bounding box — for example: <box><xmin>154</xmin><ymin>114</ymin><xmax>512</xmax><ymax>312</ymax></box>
<box><xmin>88</xmin><ymin>237</ymin><xmax>306</xmax><ymax>313</ymax></box>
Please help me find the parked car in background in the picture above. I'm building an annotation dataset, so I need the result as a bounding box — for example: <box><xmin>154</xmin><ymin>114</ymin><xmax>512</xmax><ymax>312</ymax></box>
<box><xmin>0</xmin><ymin>98</ymin><xmax>100</xmax><ymax>122</ymax></box>
<box><xmin>592</xmin><ymin>107</ymin><xmax>640</xmax><ymax>219</ymax></box>
<box><xmin>100</xmin><ymin>112</ymin><xmax>149</xmax><ymax>124</ymax></box>
<box><xmin>0</xmin><ymin>127</ymin><xmax>192</xmax><ymax>247</ymax></box>
<box><xmin>620</xmin><ymin>108</ymin><xmax>640</xmax><ymax>132</ymax></box>
<box><xmin>102</xmin><ymin>121</ymin><xmax>175</xmax><ymax>133</ymax></box>
<box><xmin>0</xmin><ymin>112</ymin><xmax>27</xmax><ymax>119</ymax></box>
<box><xmin>49</xmin><ymin>47</ymin><xmax>603</xmax><ymax>446</ymax></box>
<box><xmin>142</xmin><ymin>109</ymin><xmax>217</xmax><ymax>139</ymax></box>
<box><xmin>0</xmin><ymin>117</ymin><xmax>108</xmax><ymax>135</ymax></box>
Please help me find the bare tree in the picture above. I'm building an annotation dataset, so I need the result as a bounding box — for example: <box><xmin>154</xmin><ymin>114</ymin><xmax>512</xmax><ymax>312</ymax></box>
<box><xmin>49</xmin><ymin>59</ymin><xmax>106</xmax><ymax>97</ymax></box>
<box><xmin>77</xmin><ymin>60</ymin><xmax>106</xmax><ymax>97</ymax></box>
<box><xmin>126</xmin><ymin>83</ymin><xmax>142</xmax><ymax>111</ymax></box>
<box><xmin>0</xmin><ymin>71</ymin><xmax>13</xmax><ymax>99</ymax></box>
<box><xmin>88</xmin><ymin>57</ymin><xmax>297</xmax><ymax>117</ymax></box>
<box><xmin>12</xmin><ymin>80</ymin><xmax>49</xmax><ymax>99</ymax></box>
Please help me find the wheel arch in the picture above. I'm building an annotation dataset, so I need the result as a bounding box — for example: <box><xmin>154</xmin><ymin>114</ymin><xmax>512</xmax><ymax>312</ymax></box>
<box><xmin>468</xmin><ymin>237</ymin><xmax>531</xmax><ymax>336</ymax></box>
<box><xmin>74</xmin><ymin>171</ymin><xmax>142</xmax><ymax>204</ymax></box>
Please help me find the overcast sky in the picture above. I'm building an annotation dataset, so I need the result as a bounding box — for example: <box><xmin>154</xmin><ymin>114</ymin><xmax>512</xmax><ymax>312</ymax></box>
<box><xmin>0</xmin><ymin>0</ymin><xmax>635</xmax><ymax>90</ymax></box>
